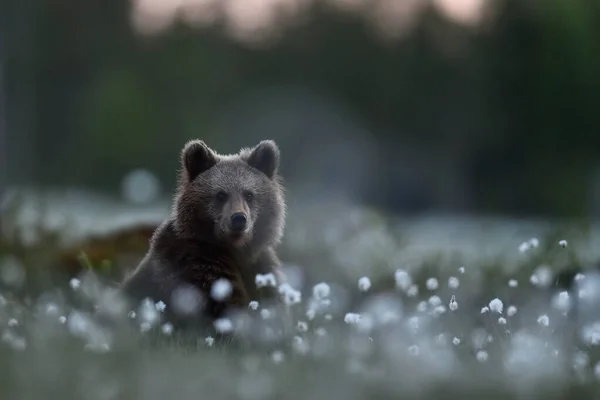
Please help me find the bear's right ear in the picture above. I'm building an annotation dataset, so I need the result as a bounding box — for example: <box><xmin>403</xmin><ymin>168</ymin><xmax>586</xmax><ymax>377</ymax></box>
<box><xmin>181</xmin><ymin>140</ymin><xmax>217</xmax><ymax>181</ymax></box>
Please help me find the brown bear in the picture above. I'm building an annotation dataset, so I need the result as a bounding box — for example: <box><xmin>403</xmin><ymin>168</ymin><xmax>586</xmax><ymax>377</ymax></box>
<box><xmin>121</xmin><ymin>139</ymin><xmax>288</xmax><ymax>337</ymax></box>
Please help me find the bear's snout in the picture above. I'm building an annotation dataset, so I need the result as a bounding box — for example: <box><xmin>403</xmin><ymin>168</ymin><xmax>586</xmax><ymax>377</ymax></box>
<box><xmin>230</xmin><ymin>213</ymin><xmax>248</xmax><ymax>232</ymax></box>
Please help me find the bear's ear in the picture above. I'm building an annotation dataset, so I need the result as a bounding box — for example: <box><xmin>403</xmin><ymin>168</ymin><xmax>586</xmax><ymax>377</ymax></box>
<box><xmin>246</xmin><ymin>140</ymin><xmax>280</xmax><ymax>179</ymax></box>
<box><xmin>181</xmin><ymin>140</ymin><xmax>217</xmax><ymax>181</ymax></box>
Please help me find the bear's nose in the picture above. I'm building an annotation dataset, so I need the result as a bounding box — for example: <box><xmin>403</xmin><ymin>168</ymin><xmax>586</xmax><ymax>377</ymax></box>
<box><xmin>230</xmin><ymin>213</ymin><xmax>247</xmax><ymax>232</ymax></box>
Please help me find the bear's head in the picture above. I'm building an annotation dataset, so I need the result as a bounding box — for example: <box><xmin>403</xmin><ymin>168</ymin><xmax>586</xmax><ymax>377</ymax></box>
<box><xmin>173</xmin><ymin>139</ymin><xmax>285</xmax><ymax>251</ymax></box>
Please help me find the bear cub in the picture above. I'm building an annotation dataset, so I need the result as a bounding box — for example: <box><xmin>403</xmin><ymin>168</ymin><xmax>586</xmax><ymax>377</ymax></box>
<box><xmin>121</xmin><ymin>139</ymin><xmax>287</xmax><ymax>333</ymax></box>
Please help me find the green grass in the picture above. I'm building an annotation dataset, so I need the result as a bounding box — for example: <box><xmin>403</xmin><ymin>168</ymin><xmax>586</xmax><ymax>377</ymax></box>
<box><xmin>1</xmin><ymin>200</ymin><xmax>600</xmax><ymax>399</ymax></box>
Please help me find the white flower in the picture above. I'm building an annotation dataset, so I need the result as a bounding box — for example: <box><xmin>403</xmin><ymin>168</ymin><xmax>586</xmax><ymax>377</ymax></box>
<box><xmin>449</xmin><ymin>295</ymin><xmax>458</xmax><ymax>311</ymax></box>
<box><xmin>581</xmin><ymin>323</ymin><xmax>600</xmax><ymax>346</ymax></box>
<box><xmin>508</xmin><ymin>279</ymin><xmax>518</xmax><ymax>288</ymax></box>
<box><xmin>432</xmin><ymin>305</ymin><xmax>447</xmax><ymax>316</ymax></box>
<box><xmin>498</xmin><ymin>317</ymin><xmax>507</xmax><ymax>325</ymax></box>
<box><xmin>507</xmin><ymin>305</ymin><xmax>518</xmax><ymax>317</ymax></box>
<box><xmin>214</xmin><ymin>318</ymin><xmax>233</xmax><ymax>333</ymax></box>
<box><xmin>530</xmin><ymin>266</ymin><xmax>553</xmax><ymax>288</ymax></box>
<box><xmin>448</xmin><ymin>276</ymin><xmax>460</xmax><ymax>289</ymax></box>
<box><xmin>408</xmin><ymin>345</ymin><xmax>419</xmax><ymax>356</ymax></box>
<box><xmin>297</xmin><ymin>321</ymin><xmax>308</xmax><ymax>332</ymax></box>
<box><xmin>280</xmin><ymin>284</ymin><xmax>302</xmax><ymax>306</ymax></box>
<box><xmin>394</xmin><ymin>270</ymin><xmax>412</xmax><ymax>291</ymax></box>
<box><xmin>314</xmin><ymin>327</ymin><xmax>327</xmax><ymax>336</ymax></box>
<box><xmin>210</xmin><ymin>279</ymin><xmax>232</xmax><ymax>301</ymax></box>
<box><xmin>161</xmin><ymin>323</ymin><xmax>173</xmax><ymax>335</ymax></box>
<box><xmin>139</xmin><ymin>322</ymin><xmax>151</xmax><ymax>333</ymax></box>
<box><xmin>271</xmin><ymin>350</ymin><xmax>285</xmax><ymax>364</ymax></box>
<box><xmin>476</xmin><ymin>350</ymin><xmax>488</xmax><ymax>362</ymax></box>
<box><xmin>406</xmin><ymin>285</ymin><xmax>419</xmax><ymax>297</ymax></box>
<box><xmin>519</xmin><ymin>242</ymin><xmax>531</xmax><ymax>253</ymax></box>
<box><xmin>551</xmin><ymin>291</ymin><xmax>571</xmax><ymax>313</ymax></box>
<box><xmin>255</xmin><ymin>273</ymin><xmax>277</xmax><ymax>288</ymax></box>
<box><xmin>594</xmin><ymin>362</ymin><xmax>600</xmax><ymax>380</ymax></box>
<box><xmin>248</xmin><ymin>301</ymin><xmax>259</xmax><ymax>311</ymax></box>
<box><xmin>559</xmin><ymin>240</ymin><xmax>568</xmax><ymax>248</ymax></box>
<box><xmin>428</xmin><ymin>296</ymin><xmax>442</xmax><ymax>307</ymax></box>
<box><xmin>358</xmin><ymin>277</ymin><xmax>372</xmax><ymax>292</ymax></box>
<box><xmin>426</xmin><ymin>278</ymin><xmax>439</xmax><ymax>291</ymax></box>
<box><xmin>452</xmin><ymin>337</ymin><xmax>461</xmax><ymax>345</ymax></box>
<box><xmin>458</xmin><ymin>267</ymin><xmax>465</xmax><ymax>274</ymax></box>
<box><xmin>488</xmin><ymin>298</ymin><xmax>503</xmax><ymax>314</ymax></box>
<box><xmin>481</xmin><ymin>307</ymin><xmax>489</xmax><ymax>314</ymax></box>
<box><xmin>344</xmin><ymin>313</ymin><xmax>361</xmax><ymax>325</ymax></box>
<box><xmin>312</xmin><ymin>282</ymin><xmax>331</xmax><ymax>300</ymax></box>
<box><xmin>69</xmin><ymin>278</ymin><xmax>81</xmax><ymax>290</ymax></box>
<box><xmin>537</xmin><ymin>314</ymin><xmax>550</xmax><ymax>327</ymax></box>
<box><xmin>260</xmin><ymin>309</ymin><xmax>272</xmax><ymax>320</ymax></box>
<box><xmin>292</xmin><ymin>336</ymin><xmax>309</xmax><ymax>355</ymax></box>
<box><xmin>155</xmin><ymin>301</ymin><xmax>166</xmax><ymax>312</ymax></box>
<box><xmin>205</xmin><ymin>336</ymin><xmax>214</xmax><ymax>347</ymax></box>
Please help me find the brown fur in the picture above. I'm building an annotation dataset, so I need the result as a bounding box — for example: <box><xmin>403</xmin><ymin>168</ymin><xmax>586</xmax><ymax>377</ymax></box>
<box><xmin>121</xmin><ymin>139</ymin><xmax>287</xmax><ymax>332</ymax></box>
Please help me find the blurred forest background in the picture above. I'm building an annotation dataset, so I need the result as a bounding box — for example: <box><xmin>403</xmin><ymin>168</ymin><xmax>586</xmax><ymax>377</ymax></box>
<box><xmin>2</xmin><ymin>0</ymin><xmax>600</xmax><ymax>220</ymax></box>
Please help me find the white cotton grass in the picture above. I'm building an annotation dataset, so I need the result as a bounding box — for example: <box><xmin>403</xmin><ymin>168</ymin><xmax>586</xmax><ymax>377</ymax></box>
<box><xmin>255</xmin><ymin>273</ymin><xmax>277</xmax><ymax>288</ymax></box>
<box><xmin>69</xmin><ymin>278</ymin><xmax>81</xmax><ymax>291</ymax></box>
<box><xmin>260</xmin><ymin>309</ymin><xmax>272</xmax><ymax>320</ymax></box>
<box><xmin>211</xmin><ymin>279</ymin><xmax>233</xmax><ymax>301</ymax></box>
<box><xmin>297</xmin><ymin>321</ymin><xmax>308</xmax><ymax>332</ymax></box>
<box><xmin>489</xmin><ymin>298</ymin><xmax>503</xmax><ymax>314</ymax></box>
<box><xmin>476</xmin><ymin>350</ymin><xmax>489</xmax><ymax>362</ymax></box>
<box><xmin>394</xmin><ymin>269</ymin><xmax>413</xmax><ymax>292</ymax></box>
<box><xmin>529</xmin><ymin>266</ymin><xmax>553</xmax><ymax>288</ymax></box>
<box><xmin>271</xmin><ymin>351</ymin><xmax>285</xmax><ymax>364</ymax></box>
<box><xmin>406</xmin><ymin>285</ymin><xmax>419</xmax><ymax>298</ymax></box>
<box><xmin>312</xmin><ymin>282</ymin><xmax>331</xmax><ymax>300</ymax></box>
<box><xmin>559</xmin><ymin>240</ymin><xmax>568</xmax><ymax>248</ymax></box>
<box><xmin>358</xmin><ymin>277</ymin><xmax>371</xmax><ymax>292</ymax></box>
<box><xmin>214</xmin><ymin>318</ymin><xmax>234</xmax><ymax>334</ymax></box>
<box><xmin>428</xmin><ymin>296</ymin><xmax>442</xmax><ymax>307</ymax></box>
<box><xmin>155</xmin><ymin>301</ymin><xmax>166</xmax><ymax>312</ymax></box>
<box><xmin>551</xmin><ymin>291</ymin><xmax>572</xmax><ymax>314</ymax></box>
<box><xmin>426</xmin><ymin>278</ymin><xmax>439</xmax><ymax>291</ymax></box>
<box><xmin>449</xmin><ymin>295</ymin><xmax>458</xmax><ymax>311</ymax></box>
<box><xmin>344</xmin><ymin>313</ymin><xmax>361</xmax><ymax>325</ymax></box>
<box><xmin>518</xmin><ymin>237</ymin><xmax>539</xmax><ymax>253</ymax></box>
<box><xmin>448</xmin><ymin>276</ymin><xmax>460</xmax><ymax>289</ymax></box>
<box><xmin>537</xmin><ymin>314</ymin><xmax>550</xmax><ymax>327</ymax></box>
<box><xmin>6</xmin><ymin>226</ymin><xmax>600</xmax><ymax>396</ymax></box>
<box><xmin>161</xmin><ymin>322</ymin><xmax>174</xmax><ymax>335</ymax></box>
<box><xmin>279</xmin><ymin>283</ymin><xmax>302</xmax><ymax>306</ymax></box>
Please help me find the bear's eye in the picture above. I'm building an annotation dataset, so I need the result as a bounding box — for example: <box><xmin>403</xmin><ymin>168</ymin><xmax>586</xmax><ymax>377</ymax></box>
<box><xmin>216</xmin><ymin>191</ymin><xmax>228</xmax><ymax>202</ymax></box>
<box><xmin>244</xmin><ymin>191</ymin><xmax>254</xmax><ymax>202</ymax></box>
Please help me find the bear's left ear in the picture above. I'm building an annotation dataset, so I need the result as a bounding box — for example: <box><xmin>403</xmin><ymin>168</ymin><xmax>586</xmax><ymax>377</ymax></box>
<box><xmin>247</xmin><ymin>140</ymin><xmax>280</xmax><ymax>179</ymax></box>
